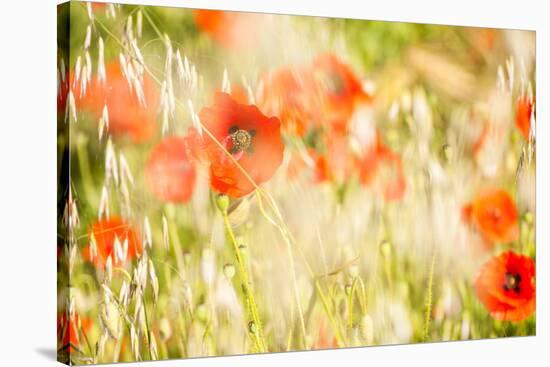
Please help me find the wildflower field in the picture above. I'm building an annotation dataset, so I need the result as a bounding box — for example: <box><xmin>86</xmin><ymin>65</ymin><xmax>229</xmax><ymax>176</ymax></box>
<box><xmin>57</xmin><ymin>2</ymin><xmax>536</xmax><ymax>364</ymax></box>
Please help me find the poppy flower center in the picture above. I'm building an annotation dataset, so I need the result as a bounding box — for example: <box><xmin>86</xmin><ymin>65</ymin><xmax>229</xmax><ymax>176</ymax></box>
<box><xmin>503</xmin><ymin>272</ymin><xmax>522</xmax><ymax>293</ymax></box>
<box><xmin>228</xmin><ymin>125</ymin><xmax>255</xmax><ymax>154</ymax></box>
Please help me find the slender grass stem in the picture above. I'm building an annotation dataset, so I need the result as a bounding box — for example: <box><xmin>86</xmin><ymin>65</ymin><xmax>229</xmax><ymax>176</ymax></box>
<box><xmin>284</xmin><ymin>230</ymin><xmax>308</xmax><ymax>348</ymax></box>
<box><xmin>423</xmin><ymin>252</ymin><xmax>436</xmax><ymax>342</ymax></box>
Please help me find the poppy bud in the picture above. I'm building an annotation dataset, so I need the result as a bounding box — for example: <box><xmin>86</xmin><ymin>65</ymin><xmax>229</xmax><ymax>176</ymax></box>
<box><xmin>216</xmin><ymin>194</ymin><xmax>230</xmax><ymax>213</ymax></box>
<box><xmin>195</xmin><ymin>304</ymin><xmax>209</xmax><ymax>323</ymax></box>
<box><xmin>248</xmin><ymin>320</ymin><xmax>257</xmax><ymax>335</ymax></box>
<box><xmin>238</xmin><ymin>244</ymin><xmax>248</xmax><ymax>264</ymax></box>
<box><xmin>345</xmin><ymin>284</ymin><xmax>353</xmax><ymax>296</ymax></box>
<box><xmin>159</xmin><ymin>317</ymin><xmax>172</xmax><ymax>341</ymax></box>
<box><xmin>441</xmin><ymin>143</ymin><xmax>453</xmax><ymax>163</ymax></box>
<box><xmin>223</xmin><ymin>263</ymin><xmax>236</xmax><ymax>279</ymax></box>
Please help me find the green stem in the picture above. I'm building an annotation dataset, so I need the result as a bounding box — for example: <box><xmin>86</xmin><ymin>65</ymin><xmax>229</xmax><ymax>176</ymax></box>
<box><xmin>356</xmin><ymin>277</ymin><xmax>368</xmax><ymax>316</ymax></box>
<box><xmin>220</xmin><ymin>209</ymin><xmax>267</xmax><ymax>353</ymax></box>
<box><xmin>315</xmin><ymin>280</ymin><xmax>345</xmax><ymax>347</ymax></box>
<box><xmin>347</xmin><ymin>278</ymin><xmax>358</xmax><ymax>333</ymax></box>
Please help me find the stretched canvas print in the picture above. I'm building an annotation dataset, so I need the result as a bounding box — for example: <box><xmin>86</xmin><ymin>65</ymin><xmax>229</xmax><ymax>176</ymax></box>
<box><xmin>57</xmin><ymin>1</ymin><xmax>536</xmax><ymax>365</ymax></box>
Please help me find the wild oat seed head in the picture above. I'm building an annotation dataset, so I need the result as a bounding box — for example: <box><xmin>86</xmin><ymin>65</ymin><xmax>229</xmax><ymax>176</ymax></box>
<box><xmin>99</xmin><ymin>299</ymin><xmax>120</xmax><ymax>339</ymax></box>
<box><xmin>130</xmin><ymin>325</ymin><xmax>140</xmax><ymax>360</ymax></box>
<box><xmin>137</xmin><ymin>10</ymin><xmax>143</xmax><ymax>39</ymax></box>
<box><xmin>148</xmin><ymin>259</ymin><xmax>159</xmax><ymax>303</ymax></box>
<box><xmin>105</xmin><ymin>255</ymin><xmax>113</xmax><ymax>283</ymax></box>
<box><xmin>98</xmin><ymin>37</ymin><xmax>106</xmax><ymax>84</ymax></box>
<box><xmin>84</xmin><ymin>25</ymin><xmax>92</xmax><ymax>50</ymax></box>
<box><xmin>74</xmin><ymin>56</ymin><xmax>82</xmax><ymax>87</ymax></box>
<box><xmin>86</xmin><ymin>2</ymin><xmax>94</xmax><ymax>21</ymax></box>
<box><xmin>143</xmin><ymin>216</ymin><xmax>152</xmax><ymax>248</ymax></box>
<box><xmin>67</xmin><ymin>90</ymin><xmax>77</xmax><ymax>123</ymax></box>
<box><xmin>113</xmin><ymin>235</ymin><xmax>124</xmax><ymax>264</ymax></box>
<box><xmin>222</xmin><ymin>68</ymin><xmax>231</xmax><ymax>94</ymax></box>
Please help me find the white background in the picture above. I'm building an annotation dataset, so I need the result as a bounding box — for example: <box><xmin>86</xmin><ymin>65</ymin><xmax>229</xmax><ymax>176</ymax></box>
<box><xmin>0</xmin><ymin>0</ymin><xmax>546</xmax><ymax>365</ymax></box>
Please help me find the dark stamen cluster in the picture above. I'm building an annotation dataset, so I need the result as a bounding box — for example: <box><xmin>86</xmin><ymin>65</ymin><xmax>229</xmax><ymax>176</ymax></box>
<box><xmin>228</xmin><ymin>125</ymin><xmax>256</xmax><ymax>154</ymax></box>
<box><xmin>503</xmin><ymin>272</ymin><xmax>522</xmax><ymax>294</ymax></box>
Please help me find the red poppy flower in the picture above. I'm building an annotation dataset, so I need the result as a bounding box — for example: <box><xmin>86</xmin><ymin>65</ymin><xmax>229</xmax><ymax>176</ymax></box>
<box><xmin>83</xmin><ymin>216</ymin><xmax>142</xmax><ymax>269</ymax></box>
<box><xmin>79</xmin><ymin>61</ymin><xmax>160</xmax><ymax>143</ymax></box>
<box><xmin>145</xmin><ymin>136</ymin><xmax>196</xmax><ymax>203</ymax></box>
<box><xmin>258</xmin><ymin>67</ymin><xmax>314</xmax><ymax>136</ymax></box>
<box><xmin>228</xmin><ymin>83</ymin><xmax>249</xmax><ymax>105</ymax></box>
<box><xmin>358</xmin><ymin>139</ymin><xmax>406</xmax><ymax>202</ymax></box>
<box><xmin>515</xmin><ymin>96</ymin><xmax>534</xmax><ymax>140</ymax></box>
<box><xmin>309</xmin><ymin>54</ymin><xmax>371</xmax><ymax>132</ymax></box>
<box><xmin>194</xmin><ymin>10</ymin><xmax>264</xmax><ymax>50</ymax></box>
<box><xmin>463</xmin><ymin>188</ymin><xmax>519</xmax><ymax>244</ymax></box>
<box><xmin>474</xmin><ymin>251</ymin><xmax>535</xmax><ymax>322</ymax></box>
<box><xmin>192</xmin><ymin>92</ymin><xmax>284</xmax><ymax>198</ymax></box>
<box><xmin>57</xmin><ymin>311</ymin><xmax>92</xmax><ymax>353</ymax></box>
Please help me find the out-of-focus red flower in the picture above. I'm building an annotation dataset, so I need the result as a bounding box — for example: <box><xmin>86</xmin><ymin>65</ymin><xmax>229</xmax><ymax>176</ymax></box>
<box><xmin>57</xmin><ymin>311</ymin><xmax>92</xmax><ymax>353</ymax></box>
<box><xmin>194</xmin><ymin>10</ymin><xmax>264</xmax><ymax>50</ymax></box>
<box><xmin>358</xmin><ymin>139</ymin><xmax>406</xmax><ymax>202</ymax></box>
<box><xmin>471</xmin><ymin>124</ymin><xmax>489</xmax><ymax>157</ymax></box>
<box><xmin>79</xmin><ymin>61</ymin><xmax>160</xmax><ymax>143</ymax></box>
<box><xmin>313</xmin><ymin>132</ymin><xmax>357</xmax><ymax>184</ymax></box>
<box><xmin>312</xmin><ymin>320</ymin><xmax>338</xmax><ymax>350</ymax></box>
<box><xmin>83</xmin><ymin>216</ymin><xmax>142</xmax><ymax>269</ymax></box>
<box><xmin>287</xmin><ymin>149</ymin><xmax>313</xmax><ymax>180</ymax></box>
<box><xmin>474</xmin><ymin>251</ymin><xmax>535</xmax><ymax>322</ymax></box>
<box><xmin>258</xmin><ymin>67</ymin><xmax>314</xmax><ymax>136</ymax></box>
<box><xmin>469</xmin><ymin>28</ymin><xmax>497</xmax><ymax>52</ymax></box>
<box><xmin>91</xmin><ymin>3</ymin><xmax>107</xmax><ymax>11</ymax></box>
<box><xmin>515</xmin><ymin>96</ymin><xmax>534</xmax><ymax>140</ymax></box>
<box><xmin>310</xmin><ymin>54</ymin><xmax>371</xmax><ymax>132</ymax></box>
<box><xmin>463</xmin><ymin>188</ymin><xmax>519</xmax><ymax>244</ymax></box>
<box><xmin>145</xmin><ymin>136</ymin><xmax>196</xmax><ymax>203</ymax></box>
<box><xmin>192</xmin><ymin>92</ymin><xmax>284</xmax><ymax>198</ymax></box>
